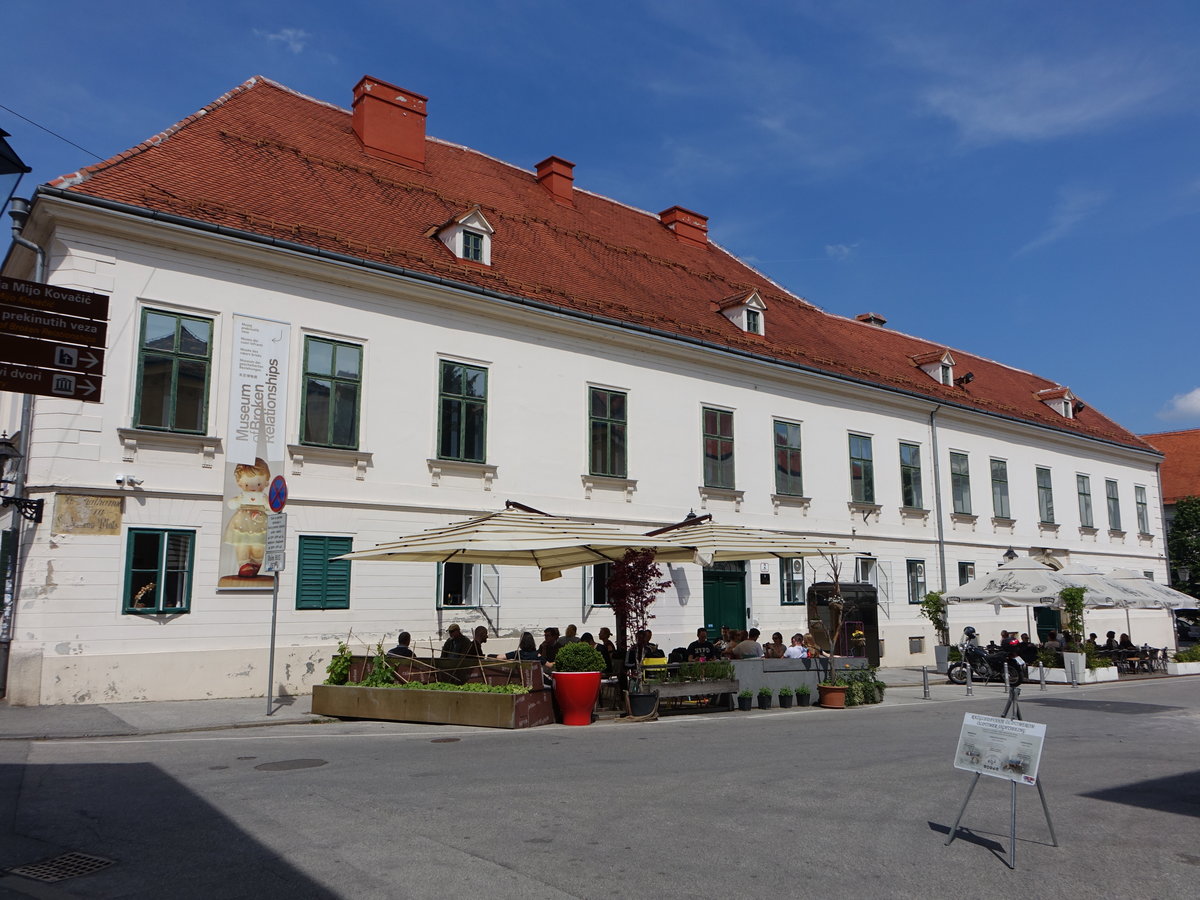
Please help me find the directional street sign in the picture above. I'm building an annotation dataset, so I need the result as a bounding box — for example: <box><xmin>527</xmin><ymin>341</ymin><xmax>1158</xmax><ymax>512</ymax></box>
<box><xmin>0</xmin><ymin>304</ymin><xmax>107</xmax><ymax>347</ymax></box>
<box><xmin>0</xmin><ymin>363</ymin><xmax>101</xmax><ymax>401</ymax></box>
<box><xmin>0</xmin><ymin>334</ymin><xmax>105</xmax><ymax>374</ymax></box>
<box><xmin>0</xmin><ymin>277</ymin><xmax>110</xmax><ymax>404</ymax></box>
<box><xmin>0</xmin><ymin>275</ymin><xmax>110</xmax><ymax>319</ymax></box>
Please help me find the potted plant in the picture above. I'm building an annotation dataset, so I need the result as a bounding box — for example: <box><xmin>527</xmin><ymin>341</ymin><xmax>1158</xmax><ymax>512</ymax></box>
<box><xmin>737</xmin><ymin>689</ymin><xmax>754</xmax><ymax>711</ymax></box>
<box><xmin>757</xmin><ymin>685</ymin><xmax>773</xmax><ymax>710</ymax></box>
<box><xmin>817</xmin><ymin>673</ymin><xmax>848</xmax><ymax>708</ymax></box>
<box><xmin>919</xmin><ymin>590</ymin><xmax>951</xmax><ymax>672</ymax></box>
<box><xmin>1058</xmin><ymin>587</ymin><xmax>1088</xmax><ymax>679</ymax></box>
<box><xmin>796</xmin><ymin>684</ymin><xmax>812</xmax><ymax>707</ymax></box>
<box><xmin>778</xmin><ymin>686</ymin><xmax>794</xmax><ymax>708</ymax></box>
<box><xmin>552</xmin><ymin>641</ymin><xmax>607</xmax><ymax>726</ymax></box>
<box><xmin>608</xmin><ymin>549</ymin><xmax>672</xmax><ymax>718</ymax></box>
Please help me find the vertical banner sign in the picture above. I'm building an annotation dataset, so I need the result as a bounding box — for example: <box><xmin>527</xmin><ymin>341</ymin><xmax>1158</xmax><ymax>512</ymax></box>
<box><xmin>218</xmin><ymin>316</ymin><xmax>290</xmax><ymax>590</ymax></box>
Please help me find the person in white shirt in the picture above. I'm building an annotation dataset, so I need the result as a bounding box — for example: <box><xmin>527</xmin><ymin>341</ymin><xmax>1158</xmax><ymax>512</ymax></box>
<box><xmin>783</xmin><ymin>633</ymin><xmax>808</xmax><ymax>659</ymax></box>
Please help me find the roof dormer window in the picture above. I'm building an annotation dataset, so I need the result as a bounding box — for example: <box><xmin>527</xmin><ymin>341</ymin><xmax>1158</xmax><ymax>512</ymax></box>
<box><xmin>717</xmin><ymin>289</ymin><xmax>766</xmax><ymax>336</ymax></box>
<box><xmin>910</xmin><ymin>349</ymin><xmax>955</xmax><ymax>386</ymax></box>
<box><xmin>429</xmin><ymin>205</ymin><xmax>494</xmax><ymax>265</ymax></box>
<box><xmin>1036</xmin><ymin>387</ymin><xmax>1076</xmax><ymax>419</ymax></box>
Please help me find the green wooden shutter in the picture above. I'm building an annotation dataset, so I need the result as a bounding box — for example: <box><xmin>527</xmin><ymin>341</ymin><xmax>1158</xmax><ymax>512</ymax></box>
<box><xmin>297</xmin><ymin>536</ymin><xmax>353</xmax><ymax>610</ymax></box>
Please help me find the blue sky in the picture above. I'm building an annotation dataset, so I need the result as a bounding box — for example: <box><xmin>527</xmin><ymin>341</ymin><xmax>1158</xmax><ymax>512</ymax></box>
<box><xmin>4</xmin><ymin>0</ymin><xmax>1199</xmax><ymax>436</ymax></box>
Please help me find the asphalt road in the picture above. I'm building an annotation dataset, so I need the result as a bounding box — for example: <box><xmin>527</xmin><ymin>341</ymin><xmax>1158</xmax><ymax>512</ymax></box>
<box><xmin>1</xmin><ymin>677</ymin><xmax>1197</xmax><ymax>899</ymax></box>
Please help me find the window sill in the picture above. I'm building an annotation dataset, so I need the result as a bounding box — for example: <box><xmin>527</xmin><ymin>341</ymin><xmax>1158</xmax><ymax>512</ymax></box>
<box><xmin>118</xmin><ymin>428</ymin><xmax>221</xmax><ymax>467</ymax></box>
<box><xmin>1108</xmin><ymin>529</ymin><xmax>1126</xmax><ymax>539</ymax></box>
<box><xmin>428</xmin><ymin>459</ymin><xmax>498</xmax><ymax>490</ymax></box>
<box><xmin>848</xmin><ymin>501</ymin><xmax>882</xmax><ymax>522</ymax></box>
<box><xmin>1138</xmin><ymin>532</ymin><xmax>1154</xmax><ymax>541</ymax></box>
<box><xmin>581</xmin><ymin>474</ymin><xmax>638</xmax><ymax>502</ymax></box>
<box><xmin>991</xmin><ymin>516</ymin><xmax>1016</xmax><ymax>528</ymax></box>
<box><xmin>1078</xmin><ymin>526</ymin><xmax>1098</xmax><ymax>535</ymax></box>
<box><xmin>771</xmin><ymin>493</ymin><xmax>811</xmax><ymax>514</ymax></box>
<box><xmin>699</xmin><ymin>485</ymin><xmax>744</xmax><ymax>511</ymax></box>
<box><xmin>288</xmin><ymin>444</ymin><xmax>373</xmax><ymax>480</ymax></box>
<box><xmin>950</xmin><ymin>512</ymin><xmax>977</xmax><ymax>524</ymax></box>
<box><xmin>1038</xmin><ymin>521</ymin><xmax>1059</xmax><ymax>533</ymax></box>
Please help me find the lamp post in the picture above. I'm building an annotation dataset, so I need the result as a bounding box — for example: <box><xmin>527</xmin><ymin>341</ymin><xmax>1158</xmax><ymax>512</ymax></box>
<box><xmin>0</xmin><ymin>436</ymin><xmax>42</xmax><ymax>524</ymax></box>
<box><xmin>1003</xmin><ymin>547</ymin><xmax>1018</xmax><ymax>562</ymax></box>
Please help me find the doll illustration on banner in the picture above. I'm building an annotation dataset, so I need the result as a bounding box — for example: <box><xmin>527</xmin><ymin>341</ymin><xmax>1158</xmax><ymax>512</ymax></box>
<box><xmin>224</xmin><ymin>458</ymin><xmax>271</xmax><ymax>577</ymax></box>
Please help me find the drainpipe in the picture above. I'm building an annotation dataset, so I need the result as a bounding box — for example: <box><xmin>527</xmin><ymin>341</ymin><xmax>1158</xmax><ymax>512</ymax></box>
<box><xmin>929</xmin><ymin>405</ymin><xmax>948</xmax><ymax>593</ymax></box>
<box><xmin>0</xmin><ymin>198</ymin><xmax>43</xmax><ymax>698</ymax></box>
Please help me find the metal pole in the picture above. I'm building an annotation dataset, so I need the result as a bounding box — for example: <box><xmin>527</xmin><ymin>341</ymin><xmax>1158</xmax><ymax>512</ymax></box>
<box><xmin>1039</xmin><ymin>660</ymin><xmax>1047</xmax><ymax>692</ymax></box>
<box><xmin>922</xmin><ymin>665</ymin><xmax>931</xmax><ymax>700</ymax></box>
<box><xmin>1008</xmin><ymin>779</ymin><xmax>1018</xmax><ymax>869</ymax></box>
<box><xmin>266</xmin><ymin>572</ymin><xmax>280</xmax><ymax>715</ymax></box>
<box><xmin>965</xmin><ymin>653</ymin><xmax>974</xmax><ymax>696</ymax></box>
<box><xmin>1036</xmin><ymin>778</ymin><xmax>1059</xmax><ymax>847</ymax></box>
<box><xmin>945</xmin><ymin>772</ymin><xmax>982</xmax><ymax>845</ymax></box>
<box><xmin>1068</xmin><ymin>658</ymin><xmax>1078</xmax><ymax>688</ymax></box>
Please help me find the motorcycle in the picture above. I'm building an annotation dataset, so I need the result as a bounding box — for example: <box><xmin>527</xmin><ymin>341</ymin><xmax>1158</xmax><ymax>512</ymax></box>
<box><xmin>947</xmin><ymin>634</ymin><xmax>1024</xmax><ymax>686</ymax></box>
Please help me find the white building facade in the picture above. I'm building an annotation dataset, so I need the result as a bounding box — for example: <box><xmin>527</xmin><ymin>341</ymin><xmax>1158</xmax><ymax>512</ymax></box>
<box><xmin>0</xmin><ymin>76</ymin><xmax>1168</xmax><ymax>704</ymax></box>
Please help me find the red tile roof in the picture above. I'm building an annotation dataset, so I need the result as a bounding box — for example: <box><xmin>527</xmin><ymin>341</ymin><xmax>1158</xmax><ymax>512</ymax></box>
<box><xmin>1142</xmin><ymin>429</ymin><xmax>1200</xmax><ymax>502</ymax></box>
<box><xmin>47</xmin><ymin>76</ymin><xmax>1154</xmax><ymax>453</ymax></box>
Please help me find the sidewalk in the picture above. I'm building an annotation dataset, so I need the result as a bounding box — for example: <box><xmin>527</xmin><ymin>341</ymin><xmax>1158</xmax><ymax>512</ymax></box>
<box><xmin>0</xmin><ymin>694</ymin><xmax>328</xmax><ymax>741</ymax></box>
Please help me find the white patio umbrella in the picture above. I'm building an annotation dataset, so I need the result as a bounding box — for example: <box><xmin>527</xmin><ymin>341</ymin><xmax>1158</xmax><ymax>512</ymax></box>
<box><xmin>944</xmin><ymin>557</ymin><xmax>1096</xmax><ymax>610</ymax></box>
<box><xmin>335</xmin><ymin>503</ymin><xmax>702</xmax><ymax>581</ymax></box>
<box><xmin>644</xmin><ymin>516</ymin><xmax>850</xmax><ymax>562</ymax></box>
<box><xmin>1103</xmin><ymin>569</ymin><xmax>1195</xmax><ymax>640</ymax></box>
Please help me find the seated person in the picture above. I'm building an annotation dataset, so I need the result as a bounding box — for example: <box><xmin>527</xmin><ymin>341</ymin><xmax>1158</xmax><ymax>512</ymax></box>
<box><xmin>386</xmin><ymin>630</ymin><xmax>415</xmax><ymax>658</ymax></box>
<box><xmin>1103</xmin><ymin>631</ymin><xmax>1119</xmax><ymax>652</ymax></box>
<box><xmin>686</xmin><ymin>627</ymin><xmax>718</xmax><ymax>661</ymax></box>
<box><xmin>1084</xmin><ymin>633</ymin><xmax>1099</xmax><ymax>651</ymax></box>
<box><xmin>763</xmin><ymin>632</ymin><xmax>787</xmax><ymax>659</ymax></box>
<box><xmin>464</xmin><ymin>625</ymin><xmax>489</xmax><ymax>657</ymax></box>
<box><xmin>1041</xmin><ymin>631</ymin><xmax>1062</xmax><ymax>652</ymax></box>
<box><xmin>492</xmin><ymin>631</ymin><xmax>540</xmax><ymax>662</ymax></box>
<box><xmin>441</xmin><ymin>623</ymin><xmax>472</xmax><ymax>658</ymax></box>
<box><xmin>729</xmin><ymin>630</ymin><xmax>764</xmax><ymax>659</ymax></box>
<box><xmin>783</xmin><ymin>633</ymin><xmax>808</xmax><ymax>659</ymax></box>
<box><xmin>1017</xmin><ymin>633</ymin><xmax>1038</xmax><ymax>665</ymax></box>
<box><xmin>803</xmin><ymin>634</ymin><xmax>824</xmax><ymax>658</ymax></box>
<box><xmin>626</xmin><ymin>629</ymin><xmax>662</xmax><ymax>666</ymax></box>
<box><xmin>538</xmin><ymin>627</ymin><xmax>562</xmax><ymax>663</ymax></box>
<box><xmin>1117</xmin><ymin>633</ymin><xmax>1137</xmax><ymax>652</ymax></box>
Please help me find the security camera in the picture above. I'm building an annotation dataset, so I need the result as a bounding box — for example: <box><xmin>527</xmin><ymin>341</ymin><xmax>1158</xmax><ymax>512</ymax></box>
<box><xmin>115</xmin><ymin>474</ymin><xmax>125</xmax><ymax>486</ymax></box>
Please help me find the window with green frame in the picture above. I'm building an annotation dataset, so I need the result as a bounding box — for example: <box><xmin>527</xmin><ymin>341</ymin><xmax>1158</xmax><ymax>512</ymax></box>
<box><xmin>950</xmin><ymin>451</ymin><xmax>972</xmax><ymax>514</ymax></box>
<box><xmin>462</xmin><ymin>230</ymin><xmax>484</xmax><ymax>262</ymax></box>
<box><xmin>1077</xmin><ymin>475</ymin><xmax>1094</xmax><ymax>528</ymax></box>
<box><xmin>438</xmin><ymin>361</ymin><xmax>487</xmax><ymax>462</ymax></box>
<box><xmin>849</xmin><ymin>434</ymin><xmax>874</xmax><ymax>503</ymax></box>
<box><xmin>135</xmin><ymin>309</ymin><xmax>212</xmax><ymax>433</ymax></box>
<box><xmin>124</xmin><ymin>529</ymin><xmax>195</xmax><ymax>614</ymax></box>
<box><xmin>589</xmin><ymin>388</ymin><xmax>627</xmax><ymax>478</ymax></box>
<box><xmin>773</xmin><ymin>420</ymin><xmax>803</xmax><ymax>496</ymax></box>
<box><xmin>296</xmin><ymin>535</ymin><xmax>353</xmax><ymax>610</ymax></box>
<box><xmin>991</xmin><ymin>459</ymin><xmax>1010</xmax><ymax>518</ymax></box>
<box><xmin>1036</xmin><ymin>466</ymin><xmax>1055</xmax><ymax>524</ymax></box>
<box><xmin>1135</xmin><ymin>485</ymin><xmax>1150</xmax><ymax>534</ymax></box>
<box><xmin>301</xmin><ymin>337</ymin><xmax>362</xmax><ymax>449</ymax></box>
<box><xmin>702</xmin><ymin>407</ymin><xmax>734</xmax><ymax>489</ymax></box>
<box><xmin>1106</xmin><ymin>479</ymin><xmax>1122</xmax><ymax>531</ymax></box>
<box><xmin>780</xmin><ymin>558</ymin><xmax>805</xmax><ymax>604</ymax></box>
<box><xmin>899</xmin><ymin>442</ymin><xmax>923</xmax><ymax>508</ymax></box>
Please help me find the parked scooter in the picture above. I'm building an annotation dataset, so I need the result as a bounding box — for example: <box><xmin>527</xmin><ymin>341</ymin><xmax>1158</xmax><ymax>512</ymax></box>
<box><xmin>947</xmin><ymin>627</ymin><xmax>1024</xmax><ymax>686</ymax></box>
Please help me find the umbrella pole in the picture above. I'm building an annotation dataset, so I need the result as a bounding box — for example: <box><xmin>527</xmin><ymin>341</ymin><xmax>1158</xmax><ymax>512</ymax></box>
<box><xmin>1126</xmin><ymin>607</ymin><xmax>1132</xmax><ymax>639</ymax></box>
<box><xmin>1026</xmin><ymin>606</ymin><xmax>1033</xmax><ymax>640</ymax></box>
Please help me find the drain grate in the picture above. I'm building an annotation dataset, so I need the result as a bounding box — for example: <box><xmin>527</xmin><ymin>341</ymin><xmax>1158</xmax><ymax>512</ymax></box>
<box><xmin>9</xmin><ymin>852</ymin><xmax>115</xmax><ymax>883</ymax></box>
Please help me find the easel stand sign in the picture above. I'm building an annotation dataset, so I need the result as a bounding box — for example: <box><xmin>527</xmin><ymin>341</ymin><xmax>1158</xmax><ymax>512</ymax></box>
<box><xmin>945</xmin><ymin>693</ymin><xmax>1058</xmax><ymax>869</ymax></box>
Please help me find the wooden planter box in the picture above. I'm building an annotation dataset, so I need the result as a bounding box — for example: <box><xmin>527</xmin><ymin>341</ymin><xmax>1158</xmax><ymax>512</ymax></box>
<box><xmin>312</xmin><ymin>683</ymin><xmax>555</xmax><ymax>729</ymax></box>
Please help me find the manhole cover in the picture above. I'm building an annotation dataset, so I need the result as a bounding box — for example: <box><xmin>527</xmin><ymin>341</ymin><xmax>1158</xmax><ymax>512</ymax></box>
<box><xmin>431</xmin><ymin>738</ymin><xmax>461</xmax><ymax>743</ymax></box>
<box><xmin>9</xmin><ymin>852</ymin><xmax>114</xmax><ymax>883</ymax></box>
<box><xmin>254</xmin><ymin>758</ymin><xmax>328</xmax><ymax>771</ymax></box>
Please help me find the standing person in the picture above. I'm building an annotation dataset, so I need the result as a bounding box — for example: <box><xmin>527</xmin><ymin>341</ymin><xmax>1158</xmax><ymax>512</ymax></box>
<box><xmin>686</xmin><ymin>627</ymin><xmax>717</xmax><ymax>661</ymax></box>
<box><xmin>465</xmin><ymin>626</ymin><xmax>489</xmax><ymax>656</ymax></box>
<box><xmin>441</xmin><ymin>624</ymin><xmax>471</xmax><ymax>658</ymax></box>
<box><xmin>386</xmin><ymin>631</ymin><xmax>414</xmax><ymax>658</ymax></box>
<box><xmin>783</xmin><ymin>633</ymin><xmax>808</xmax><ymax>659</ymax></box>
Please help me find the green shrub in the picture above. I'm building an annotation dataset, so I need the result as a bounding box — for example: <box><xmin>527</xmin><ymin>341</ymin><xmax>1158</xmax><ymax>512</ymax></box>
<box><xmin>355</xmin><ymin>642</ymin><xmax>397</xmax><ymax>687</ymax></box>
<box><xmin>797</xmin><ymin>684</ymin><xmax>811</xmax><ymax>697</ymax></box>
<box><xmin>778</xmin><ymin>687</ymin><xmax>794</xmax><ymax>697</ymax></box>
<box><xmin>845</xmin><ymin>683</ymin><xmax>861</xmax><ymax>706</ymax></box>
<box><xmin>553</xmin><ymin>641</ymin><xmax>606</xmax><ymax>673</ymax></box>
<box><xmin>324</xmin><ymin>641</ymin><xmax>353</xmax><ymax>685</ymax></box>
<box><xmin>738</xmin><ymin>689</ymin><xmax>753</xmax><ymax>699</ymax></box>
<box><xmin>757</xmin><ymin>685</ymin><xmax>773</xmax><ymax>698</ymax></box>
<box><xmin>389</xmin><ymin>681</ymin><xmax>529</xmax><ymax>694</ymax></box>
<box><xmin>1175</xmin><ymin>644</ymin><xmax>1200</xmax><ymax>663</ymax></box>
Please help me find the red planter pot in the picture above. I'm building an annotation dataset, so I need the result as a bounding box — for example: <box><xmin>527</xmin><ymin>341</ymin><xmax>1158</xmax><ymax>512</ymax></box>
<box><xmin>553</xmin><ymin>671</ymin><xmax>602</xmax><ymax>725</ymax></box>
<box><xmin>817</xmin><ymin>684</ymin><xmax>848</xmax><ymax>709</ymax></box>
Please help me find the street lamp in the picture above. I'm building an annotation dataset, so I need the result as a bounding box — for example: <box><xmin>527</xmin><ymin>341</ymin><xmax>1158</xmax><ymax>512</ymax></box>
<box><xmin>0</xmin><ymin>435</ymin><xmax>43</xmax><ymax>524</ymax></box>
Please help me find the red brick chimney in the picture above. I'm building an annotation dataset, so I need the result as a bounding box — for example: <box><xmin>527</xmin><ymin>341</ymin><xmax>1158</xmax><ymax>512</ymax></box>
<box><xmin>535</xmin><ymin>156</ymin><xmax>575</xmax><ymax>206</ymax></box>
<box><xmin>351</xmin><ymin>76</ymin><xmax>428</xmax><ymax>170</ymax></box>
<box><xmin>659</xmin><ymin>206</ymin><xmax>708</xmax><ymax>247</ymax></box>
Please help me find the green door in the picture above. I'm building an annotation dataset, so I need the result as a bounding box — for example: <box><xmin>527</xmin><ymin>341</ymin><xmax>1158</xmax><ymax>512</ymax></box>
<box><xmin>1034</xmin><ymin>606</ymin><xmax>1061</xmax><ymax>642</ymax></box>
<box><xmin>703</xmin><ymin>563</ymin><xmax>747</xmax><ymax>633</ymax></box>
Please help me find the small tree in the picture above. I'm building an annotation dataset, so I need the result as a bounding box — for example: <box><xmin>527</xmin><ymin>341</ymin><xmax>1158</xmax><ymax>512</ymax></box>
<box><xmin>807</xmin><ymin>551</ymin><xmax>845</xmax><ymax>667</ymax></box>
<box><xmin>919</xmin><ymin>591</ymin><xmax>950</xmax><ymax>646</ymax></box>
<box><xmin>1168</xmin><ymin>496</ymin><xmax>1200</xmax><ymax>600</ymax></box>
<box><xmin>607</xmin><ymin>549</ymin><xmax>672</xmax><ymax>688</ymax></box>
<box><xmin>1059</xmin><ymin>586</ymin><xmax>1086</xmax><ymax>651</ymax></box>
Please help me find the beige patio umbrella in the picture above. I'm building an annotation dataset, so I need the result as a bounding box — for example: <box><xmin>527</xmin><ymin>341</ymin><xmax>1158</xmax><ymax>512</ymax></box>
<box><xmin>335</xmin><ymin>502</ymin><xmax>701</xmax><ymax>581</ymax></box>
<box><xmin>645</xmin><ymin>515</ymin><xmax>850</xmax><ymax>562</ymax></box>
<box><xmin>1104</xmin><ymin>569</ymin><xmax>1195</xmax><ymax>640</ymax></box>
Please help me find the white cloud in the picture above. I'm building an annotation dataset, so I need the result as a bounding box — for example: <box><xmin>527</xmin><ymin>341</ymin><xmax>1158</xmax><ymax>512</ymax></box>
<box><xmin>1016</xmin><ymin>185</ymin><xmax>1109</xmax><ymax>255</ymax></box>
<box><xmin>1159</xmin><ymin>387</ymin><xmax>1200</xmax><ymax>422</ymax></box>
<box><xmin>825</xmin><ymin>243</ymin><xmax>858</xmax><ymax>261</ymax></box>
<box><xmin>255</xmin><ymin>28</ymin><xmax>310</xmax><ymax>54</ymax></box>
